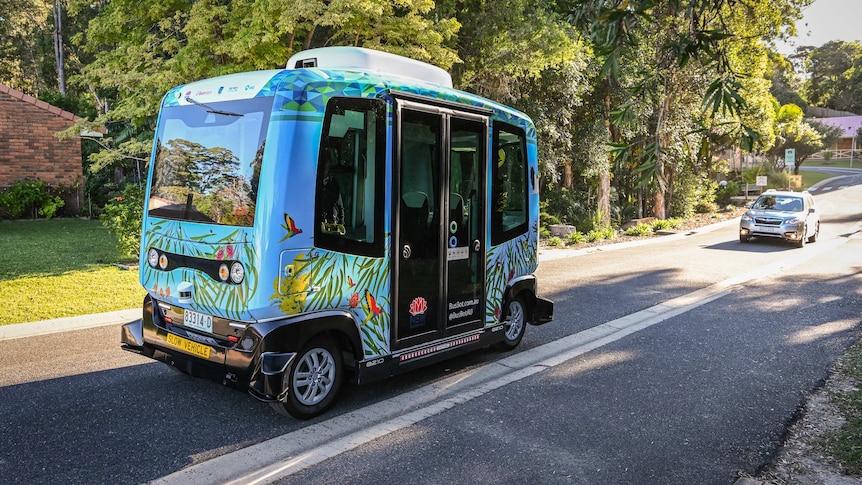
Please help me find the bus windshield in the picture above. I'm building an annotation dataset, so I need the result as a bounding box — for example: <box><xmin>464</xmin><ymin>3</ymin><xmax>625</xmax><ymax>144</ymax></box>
<box><xmin>148</xmin><ymin>96</ymin><xmax>272</xmax><ymax>226</ymax></box>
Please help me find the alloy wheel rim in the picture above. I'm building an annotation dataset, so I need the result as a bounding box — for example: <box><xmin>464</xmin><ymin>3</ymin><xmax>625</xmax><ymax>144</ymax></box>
<box><xmin>293</xmin><ymin>348</ymin><xmax>336</xmax><ymax>406</ymax></box>
<box><xmin>506</xmin><ymin>302</ymin><xmax>524</xmax><ymax>341</ymax></box>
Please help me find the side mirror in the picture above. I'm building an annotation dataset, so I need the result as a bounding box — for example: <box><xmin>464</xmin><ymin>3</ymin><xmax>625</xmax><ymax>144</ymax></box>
<box><xmin>809</xmin><ymin>207</ymin><xmax>815</xmax><ymax>214</ymax></box>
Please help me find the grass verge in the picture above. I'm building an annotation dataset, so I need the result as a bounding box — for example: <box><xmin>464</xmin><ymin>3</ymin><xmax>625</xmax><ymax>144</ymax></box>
<box><xmin>0</xmin><ymin>219</ymin><xmax>145</xmax><ymax>325</ymax></box>
<box><xmin>824</xmin><ymin>339</ymin><xmax>862</xmax><ymax>473</ymax></box>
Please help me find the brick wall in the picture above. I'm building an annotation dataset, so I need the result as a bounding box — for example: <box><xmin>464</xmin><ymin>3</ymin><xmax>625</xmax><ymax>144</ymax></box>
<box><xmin>0</xmin><ymin>84</ymin><xmax>84</xmax><ymax>213</ymax></box>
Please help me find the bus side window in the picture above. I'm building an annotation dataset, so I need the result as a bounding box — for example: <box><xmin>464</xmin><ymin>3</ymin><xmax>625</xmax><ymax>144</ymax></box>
<box><xmin>491</xmin><ymin>123</ymin><xmax>529</xmax><ymax>245</ymax></box>
<box><xmin>314</xmin><ymin>98</ymin><xmax>386</xmax><ymax>257</ymax></box>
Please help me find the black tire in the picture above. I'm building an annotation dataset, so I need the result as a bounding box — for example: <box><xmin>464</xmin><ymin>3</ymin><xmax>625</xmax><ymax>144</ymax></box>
<box><xmin>497</xmin><ymin>297</ymin><xmax>527</xmax><ymax>350</ymax></box>
<box><xmin>739</xmin><ymin>235</ymin><xmax>751</xmax><ymax>243</ymax></box>
<box><xmin>808</xmin><ymin>222</ymin><xmax>819</xmax><ymax>243</ymax></box>
<box><xmin>270</xmin><ymin>334</ymin><xmax>343</xmax><ymax>419</ymax></box>
<box><xmin>794</xmin><ymin>232</ymin><xmax>806</xmax><ymax>248</ymax></box>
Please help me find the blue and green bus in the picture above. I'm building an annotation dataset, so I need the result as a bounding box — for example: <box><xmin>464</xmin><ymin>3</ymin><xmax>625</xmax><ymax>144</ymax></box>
<box><xmin>122</xmin><ymin>47</ymin><xmax>553</xmax><ymax>419</ymax></box>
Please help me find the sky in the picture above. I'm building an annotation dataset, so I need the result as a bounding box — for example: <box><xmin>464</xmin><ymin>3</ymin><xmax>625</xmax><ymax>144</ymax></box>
<box><xmin>776</xmin><ymin>0</ymin><xmax>862</xmax><ymax>55</ymax></box>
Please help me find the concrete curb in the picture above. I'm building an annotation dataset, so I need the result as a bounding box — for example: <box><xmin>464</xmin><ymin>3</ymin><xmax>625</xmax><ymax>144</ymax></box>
<box><xmin>0</xmin><ymin>307</ymin><xmax>140</xmax><ymax>341</ymax></box>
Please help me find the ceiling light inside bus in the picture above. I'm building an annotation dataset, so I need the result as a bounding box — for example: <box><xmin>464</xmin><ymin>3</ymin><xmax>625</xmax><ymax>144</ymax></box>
<box><xmin>230</xmin><ymin>262</ymin><xmax>245</xmax><ymax>284</ymax></box>
<box><xmin>218</xmin><ymin>263</ymin><xmax>230</xmax><ymax>282</ymax></box>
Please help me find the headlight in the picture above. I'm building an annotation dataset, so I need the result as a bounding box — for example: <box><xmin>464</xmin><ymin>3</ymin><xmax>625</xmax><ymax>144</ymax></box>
<box><xmin>147</xmin><ymin>248</ymin><xmax>159</xmax><ymax>268</ymax></box>
<box><xmin>158</xmin><ymin>253</ymin><xmax>169</xmax><ymax>270</ymax></box>
<box><xmin>741</xmin><ymin>214</ymin><xmax>753</xmax><ymax>222</ymax></box>
<box><xmin>230</xmin><ymin>262</ymin><xmax>245</xmax><ymax>284</ymax></box>
<box><xmin>785</xmin><ymin>218</ymin><xmax>800</xmax><ymax>225</ymax></box>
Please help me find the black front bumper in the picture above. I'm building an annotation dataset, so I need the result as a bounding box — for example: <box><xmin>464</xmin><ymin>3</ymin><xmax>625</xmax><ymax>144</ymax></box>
<box><xmin>120</xmin><ymin>297</ymin><xmax>295</xmax><ymax>402</ymax></box>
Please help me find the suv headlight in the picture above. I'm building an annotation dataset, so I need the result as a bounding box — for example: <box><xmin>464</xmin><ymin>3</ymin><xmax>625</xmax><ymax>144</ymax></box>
<box><xmin>741</xmin><ymin>214</ymin><xmax>753</xmax><ymax>222</ymax></box>
<box><xmin>785</xmin><ymin>217</ymin><xmax>800</xmax><ymax>225</ymax></box>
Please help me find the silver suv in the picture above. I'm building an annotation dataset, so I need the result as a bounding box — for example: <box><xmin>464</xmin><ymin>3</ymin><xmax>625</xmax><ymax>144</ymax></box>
<box><xmin>739</xmin><ymin>190</ymin><xmax>820</xmax><ymax>248</ymax></box>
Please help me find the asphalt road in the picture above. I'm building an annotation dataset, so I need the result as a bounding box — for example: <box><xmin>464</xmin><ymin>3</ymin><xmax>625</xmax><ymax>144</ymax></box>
<box><xmin>1</xmin><ymin>175</ymin><xmax>860</xmax><ymax>484</ymax></box>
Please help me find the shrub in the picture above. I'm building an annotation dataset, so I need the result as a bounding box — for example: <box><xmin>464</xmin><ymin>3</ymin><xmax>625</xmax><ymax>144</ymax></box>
<box><xmin>101</xmin><ymin>183</ymin><xmax>144</xmax><ymax>256</ymax></box>
<box><xmin>568</xmin><ymin>231</ymin><xmax>586</xmax><ymax>244</ymax></box>
<box><xmin>545</xmin><ymin>236</ymin><xmax>563</xmax><ymax>247</ymax></box>
<box><xmin>652</xmin><ymin>218</ymin><xmax>682</xmax><ymax>231</ymax></box>
<box><xmin>716</xmin><ymin>180</ymin><xmax>740</xmax><ymax>205</ymax></box>
<box><xmin>624</xmin><ymin>223</ymin><xmax>653</xmax><ymax>236</ymax></box>
<box><xmin>694</xmin><ymin>201</ymin><xmax>718</xmax><ymax>214</ymax></box>
<box><xmin>587</xmin><ymin>226</ymin><xmax>616</xmax><ymax>242</ymax></box>
<box><xmin>0</xmin><ymin>178</ymin><xmax>65</xmax><ymax>219</ymax></box>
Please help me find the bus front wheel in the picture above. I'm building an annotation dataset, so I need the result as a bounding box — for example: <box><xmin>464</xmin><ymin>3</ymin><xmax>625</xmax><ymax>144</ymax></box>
<box><xmin>497</xmin><ymin>297</ymin><xmax>527</xmax><ymax>350</ymax></box>
<box><xmin>271</xmin><ymin>334</ymin><xmax>343</xmax><ymax>419</ymax></box>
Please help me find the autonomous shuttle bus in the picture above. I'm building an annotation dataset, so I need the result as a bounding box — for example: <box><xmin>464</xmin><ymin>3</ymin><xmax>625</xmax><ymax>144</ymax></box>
<box><xmin>121</xmin><ymin>46</ymin><xmax>553</xmax><ymax>418</ymax></box>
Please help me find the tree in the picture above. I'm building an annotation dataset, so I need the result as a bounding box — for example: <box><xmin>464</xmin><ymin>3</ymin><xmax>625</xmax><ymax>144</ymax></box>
<box><xmin>803</xmin><ymin>40</ymin><xmax>862</xmax><ymax>111</ymax></box>
<box><xmin>765</xmin><ymin>105</ymin><xmax>844</xmax><ymax>174</ymax></box>
<box><xmin>564</xmin><ymin>0</ymin><xmax>810</xmax><ymax>219</ymax></box>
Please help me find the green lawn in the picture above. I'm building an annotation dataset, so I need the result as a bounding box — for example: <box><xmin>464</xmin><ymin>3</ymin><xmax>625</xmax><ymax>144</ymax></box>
<box><xmin>0</xmin><ymin>219</ymin><xmax>145</xmax><ymax>325</ymax></box>
<box><xmin>805</xmin><ymin>158</ymin><xmax>862</xmax><ymax>169</ymax></box>
<box><xmin>801</xmin><ymin>170</ymin><xmax>840</xmax><ymax>188</ymax></box>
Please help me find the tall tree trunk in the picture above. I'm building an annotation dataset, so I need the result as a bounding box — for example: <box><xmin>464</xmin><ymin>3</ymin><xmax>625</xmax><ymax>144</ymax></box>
<box><xmin>652</xmin><ymin>75</ymin><xmax>674</xmax><ymax>219</ymax></box>
<box><xmin>598</xmin><ymin>86</ymin><xmax>616</xmax><ymax>228</ymax></box>
<box><xmin>53</xmin><ymin>0</ymin><xmax>66</xmax><ymax>95</ymax></box>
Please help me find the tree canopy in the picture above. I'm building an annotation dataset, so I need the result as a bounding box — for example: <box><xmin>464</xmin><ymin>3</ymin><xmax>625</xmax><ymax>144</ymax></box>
<box><xmin>2</xmin><ymin>0</ymin><xmax>846</xmax><ymax>227</ymax></box>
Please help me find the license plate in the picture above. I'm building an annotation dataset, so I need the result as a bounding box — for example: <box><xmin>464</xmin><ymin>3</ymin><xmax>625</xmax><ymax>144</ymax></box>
<box><xmin>166</xmin><ymin>333</ymin><xmax>211</xmax><ymax>359</ymax></box>
<box><xmin>758</xmin><ymin>226</ymin><xmax>780</xmax><ymax>233</ymax></box>
<box><xmin>183</xmin><ymin>309</ymin><xmax>213</xmax><ymax>333</ymax></box>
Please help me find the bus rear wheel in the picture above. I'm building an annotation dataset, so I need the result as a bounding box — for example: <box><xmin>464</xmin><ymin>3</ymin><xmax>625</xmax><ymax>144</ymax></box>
<box><xmin>271</xmin><ymin>335</ymin><xmax>343</xmax><ymax>419</ymax></box>
<box><xmin>497</xmin><ymin>297</ymin><xmax>527</xmax><ymax>350</ymax></box>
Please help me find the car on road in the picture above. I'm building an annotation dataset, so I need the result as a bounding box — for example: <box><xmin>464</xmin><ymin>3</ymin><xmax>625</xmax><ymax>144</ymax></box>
<box><xmin>739</xmin><ymin>190</ymin><xmax>820</xmax><ymax>247</ymax></box>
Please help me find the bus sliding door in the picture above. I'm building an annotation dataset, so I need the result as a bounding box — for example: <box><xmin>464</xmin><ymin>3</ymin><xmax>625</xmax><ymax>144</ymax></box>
<box><xmin>394</xmin><ymin>103</ymin><xmax>486</xmax><ymax>348</ymax></box>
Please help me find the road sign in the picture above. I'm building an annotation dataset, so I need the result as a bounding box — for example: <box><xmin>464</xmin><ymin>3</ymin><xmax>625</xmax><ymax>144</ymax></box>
<box><xmin>756</xmin><ymin>175</ymin><xmax>767</xmax><ymax>187</ymax></box>
<box><xmin>785</xmin><ymin>148</ymin><xmax>795</xmax><ymax>166</ymax></box>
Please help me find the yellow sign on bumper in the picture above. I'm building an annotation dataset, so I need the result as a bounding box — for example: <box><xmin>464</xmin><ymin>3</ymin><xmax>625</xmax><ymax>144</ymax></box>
<box><xmin>166</xmin><ymin>333</ymin><xmax>211</xmax><ymax>359</ymax></box>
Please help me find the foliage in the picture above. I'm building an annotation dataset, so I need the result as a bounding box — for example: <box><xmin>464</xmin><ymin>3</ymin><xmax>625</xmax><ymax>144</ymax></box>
<box><xmin>542</xmin><ymin>187</ymin><xmax>594</xmax><ymax>229</ymax></box>
<box><xmin>651</xmin><ymin>218</ymin><xmax>682</xmax><ymax>231</ymax></box>
<box><xmin>545</xmin><ymin>236</ymin><xmax>563</xmax><ymax>247</ymax></box>
<box><xmin>694</xmin><ymin>201</ymin><xmax>719</xmax><ymax>214</ymax></box>
<box><xmin>100</xmin><ymin>183</ymin><xmax>144</xmax><ymax>256</ymax></box>
<box><xmin>716</xmin><ymin>180</ymin><xmax>740</xmax><ymax>205</ymax></box>
<box><xmin>670</xmin><ymin>173</ymin><xmax>717</xmax><ymax>219</ymax></box>
<box><xmin>742</xmin><ymin>164</ymin><xmax>793</xmax><ymax>189</ymax></box>
<box><xmin>567</xmin><ymin>231</ymin><xmax>586</xmax><ymax>244</ymax></box>
<box><xmin>624</xmin><ymin>223</ymin><xmax>653</xmax><ymax>236</ymax></box>
<box><xmin>586</xmin><ymin>226</ymin><xmax>616</xmax><ymax>242</ymax></box>
<box><xmin>0</xmin><ymin>179</ymin><xmax>65</xmax><ymax>219</ymax></box>
<box><xmin>803</xmin><ymin>40</ymin><xmax>862</xmax><ymax>112</ymax></box>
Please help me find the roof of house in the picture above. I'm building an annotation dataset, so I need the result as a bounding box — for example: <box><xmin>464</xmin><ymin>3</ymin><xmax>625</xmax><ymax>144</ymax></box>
<box><xmin>0</xmin><ymin>82</ymin><xmax>81</xmax><ymax>122</ymax></box>
<box><xmin>810</xmin><ymin>115</ymin><xmax>862</xmax><ymax>138</ymax></box>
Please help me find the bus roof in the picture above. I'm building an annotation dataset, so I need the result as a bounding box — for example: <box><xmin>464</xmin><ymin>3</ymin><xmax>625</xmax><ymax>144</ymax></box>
<box><xmin>161</xmin><ymin>48</ymin><xmax>532</xmax><ymax>130</ymax></box>
<box><xmin>286</xmin><ymin>47</ymin><xmax>453</xmax><ymax>88</ymax></box>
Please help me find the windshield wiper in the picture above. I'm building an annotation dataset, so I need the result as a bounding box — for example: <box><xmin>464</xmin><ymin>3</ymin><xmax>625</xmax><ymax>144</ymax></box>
<box><xmin>185</xmin><ymin>96</ymin><xmax>243</xmax><ymax>117</ymax></box>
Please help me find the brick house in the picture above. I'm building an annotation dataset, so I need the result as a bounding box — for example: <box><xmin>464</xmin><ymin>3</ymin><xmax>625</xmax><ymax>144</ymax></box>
<box><xmin>0</xmin><ymin>82</ymin><xmax>85</xmax><ymax>213</ymax></box>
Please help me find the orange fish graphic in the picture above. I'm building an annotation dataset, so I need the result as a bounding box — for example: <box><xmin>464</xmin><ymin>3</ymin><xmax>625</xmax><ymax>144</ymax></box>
<box><xmin>362</xmin><ymin>289</ymin><xmax>383</xmax><ymax>324</ymax></box>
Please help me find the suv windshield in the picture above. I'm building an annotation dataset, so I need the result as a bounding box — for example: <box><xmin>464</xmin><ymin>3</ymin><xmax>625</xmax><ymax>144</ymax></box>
<box><xmin>752</xmin><ymin>195</ymin><xmax>804</xmax><ymax>212</ymax></box>
<box><xmin>148</xmin><ymin>96</ymin><xmax>272</xmax><ymax>226</ymax></box>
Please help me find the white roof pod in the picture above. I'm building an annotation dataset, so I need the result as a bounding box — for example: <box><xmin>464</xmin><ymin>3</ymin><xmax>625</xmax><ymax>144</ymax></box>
<box><xmin>286</xmin><ymin>46</ymin><xmax>453</xmax><ymax>89</ymax></box>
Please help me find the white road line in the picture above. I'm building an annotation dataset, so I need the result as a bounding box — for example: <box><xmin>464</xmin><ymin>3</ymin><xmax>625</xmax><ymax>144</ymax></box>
<box><xmin>153</xmin><ymin>235</ymin><xmax>849</xmax><ymax>485</ymax></box>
